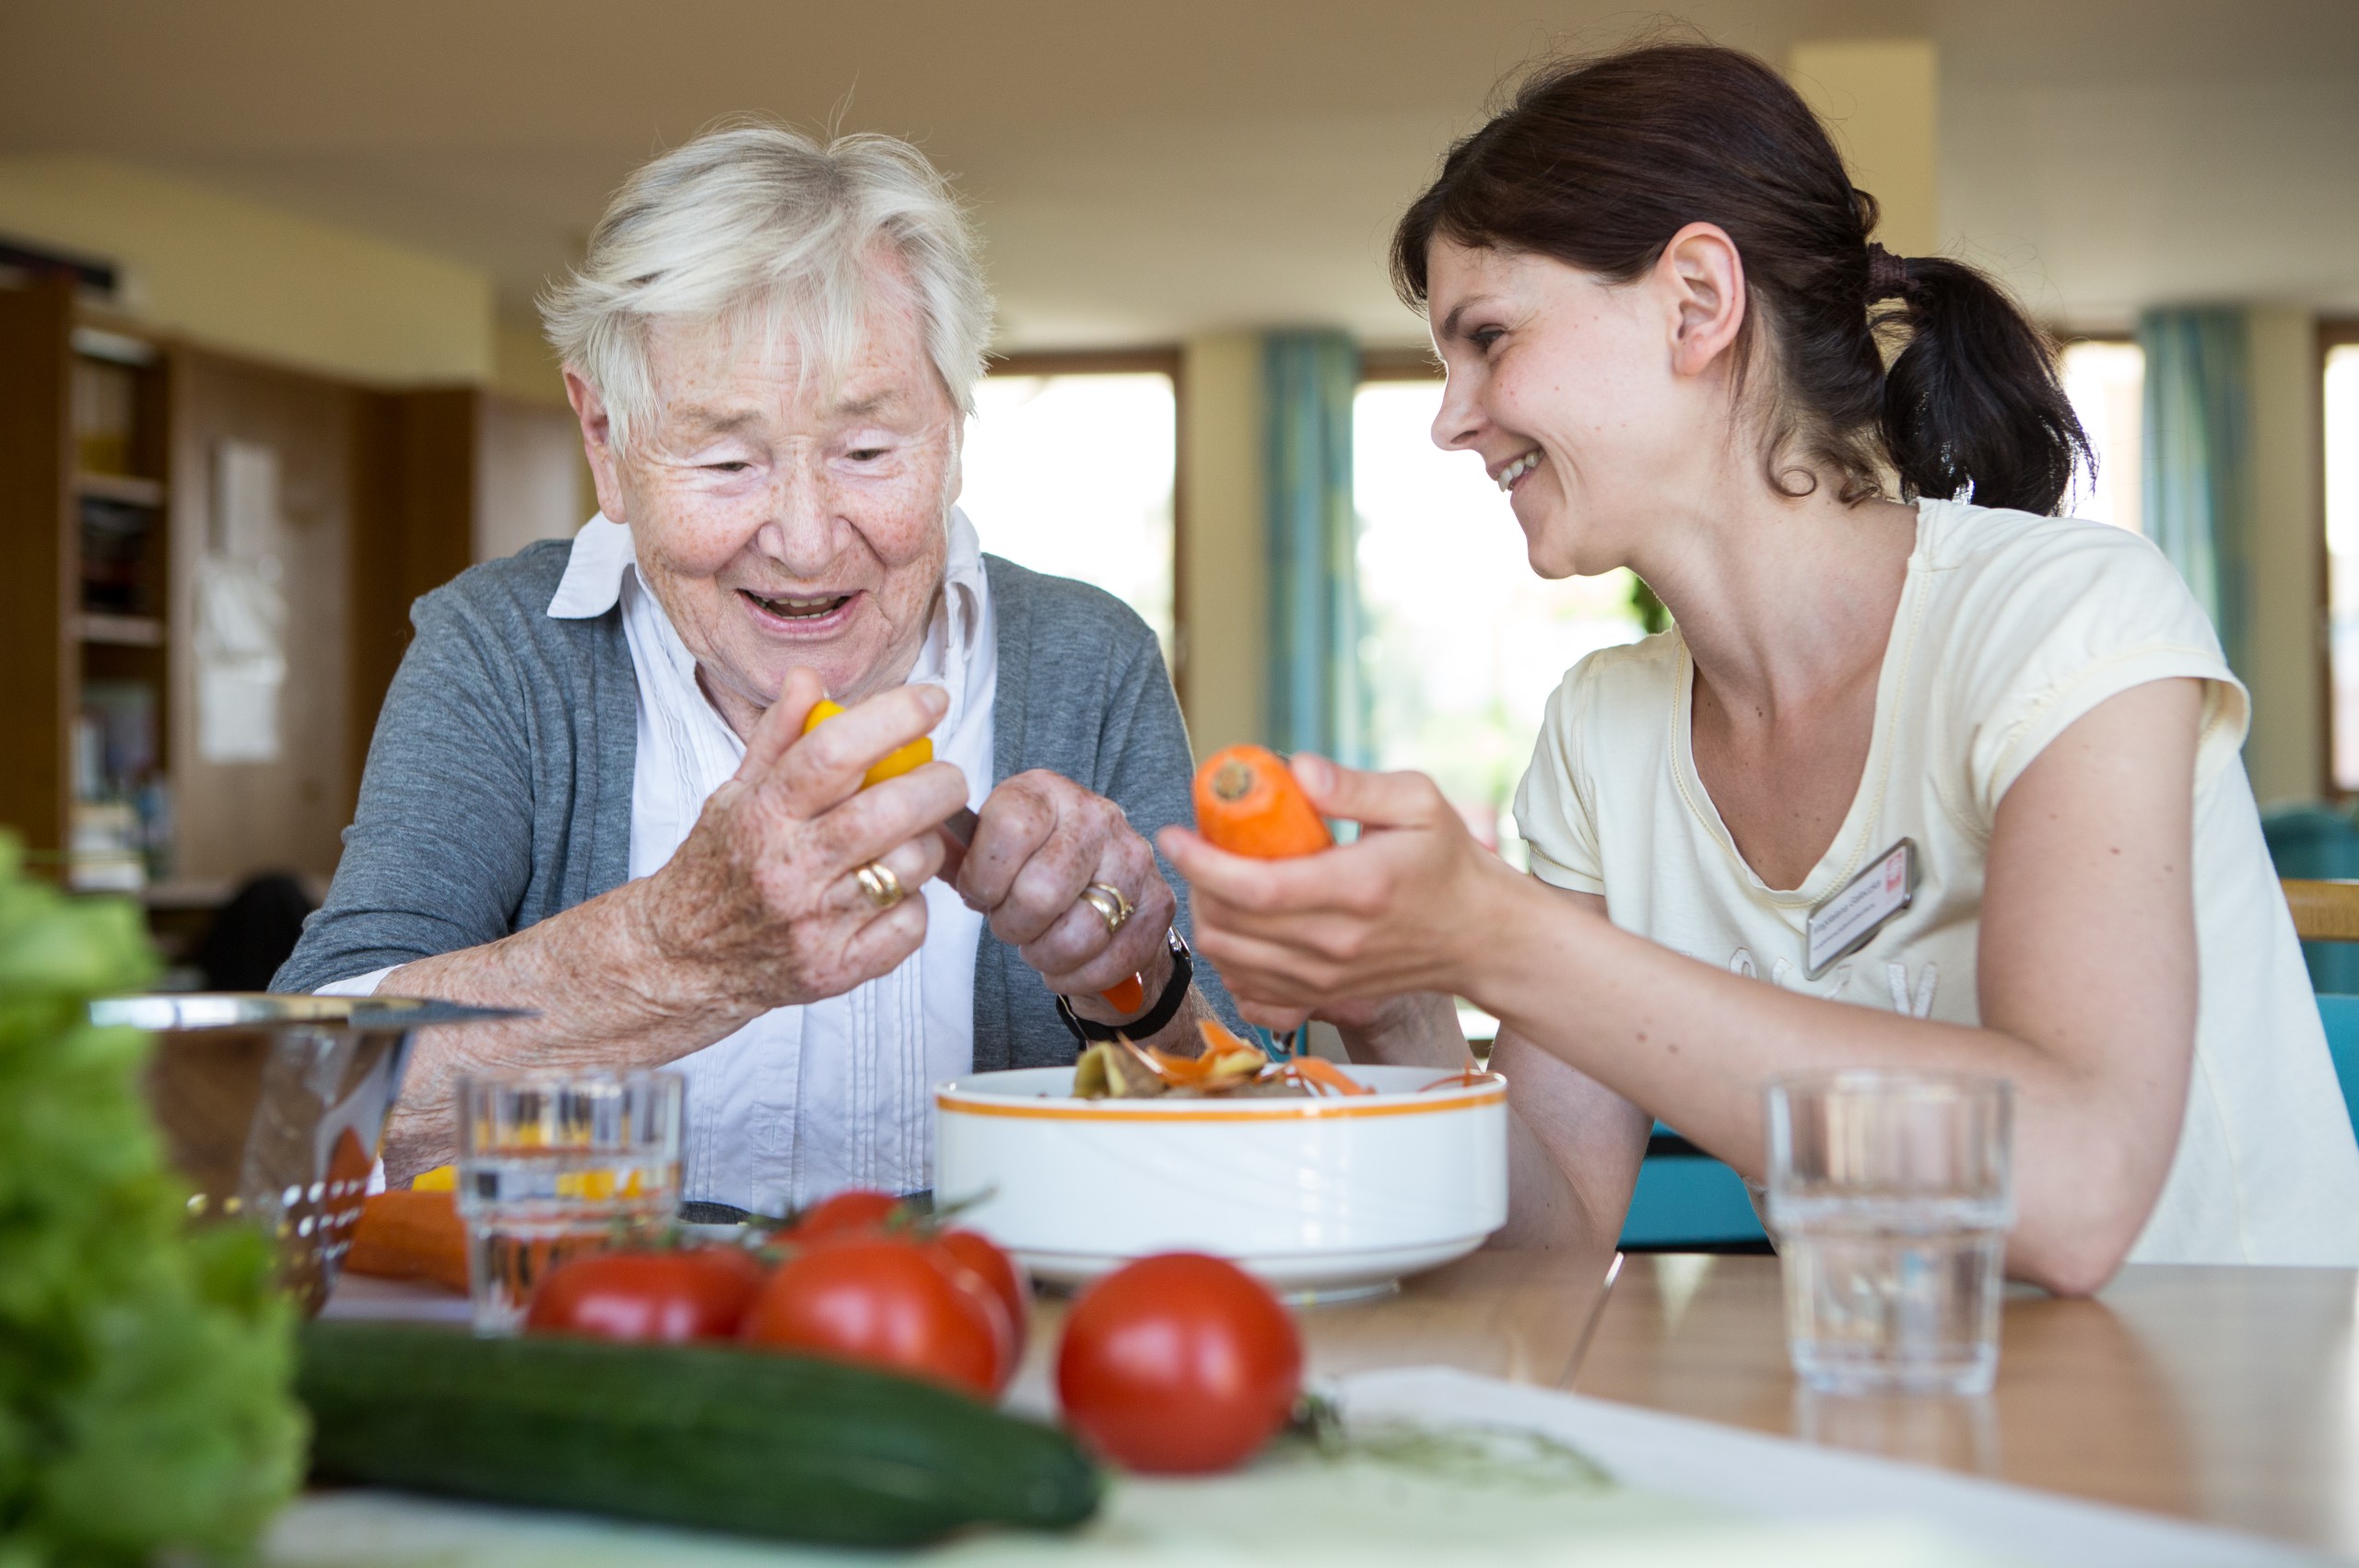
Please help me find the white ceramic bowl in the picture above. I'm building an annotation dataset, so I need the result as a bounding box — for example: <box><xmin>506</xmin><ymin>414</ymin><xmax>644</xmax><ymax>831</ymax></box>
<box><xmin>933</xmin><ymin>1062</ymin><xmax>1508</xmax><ymax>1296</ymax></box>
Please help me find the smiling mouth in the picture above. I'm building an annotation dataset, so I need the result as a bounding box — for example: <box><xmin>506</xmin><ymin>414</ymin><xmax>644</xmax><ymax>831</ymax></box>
<box><xmin>1496</xmin><ymin>450</ymin><xmax>1543</xmax><ymax>492</ymax></box>
<box><xmin>740</xmin><ymin>589</ymin><xmax>854</xmax><ymax>622</ymax></box>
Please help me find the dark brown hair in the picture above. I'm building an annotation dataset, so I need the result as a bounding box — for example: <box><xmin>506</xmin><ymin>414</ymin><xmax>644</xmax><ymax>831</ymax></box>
<box><xmin>1392</xmin><ymin>44</ymin><xmax>2089</xmax><ymax>514</ymax></box>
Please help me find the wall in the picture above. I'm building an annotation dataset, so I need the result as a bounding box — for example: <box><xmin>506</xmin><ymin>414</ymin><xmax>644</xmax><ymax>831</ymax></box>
<box><xmin>488</xmin><ymin>314</ymin><xmax>599</xmax><ymax>530</ymax></box>
<box><xmin>0</xmin><ymin>155</ymin><xmax>491</xmax><ymax>384</ymax></box>
<box><xmin>2243</xmin><ymin>305</ymin><xmax>2326</xmax><ymax>803</ymax></box>
<box><xmin>476</xmin><ymin>394</ymin><xmax>591</xmax><ymax>564</ymax></box>
<box><xmin>1787</xmin><ymin>41</ymin><xmax>1940</xmax><ymax>257</ymax></box>
<box><xmin>170</xmin><ymin>349</ymin><xmax>360</xmax><ymax>881</ymax></box>
<box><xmin>1178</xmin><ymin>333</ymin><xmax>1265</xmax><ymax>756</ymax></box>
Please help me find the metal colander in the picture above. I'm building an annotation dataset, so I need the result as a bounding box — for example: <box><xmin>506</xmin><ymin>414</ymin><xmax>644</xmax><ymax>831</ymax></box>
<box><xmin>89</xmin><ymin>993</ymin><xmax>510</xmax><ymax>1315</ymax></box>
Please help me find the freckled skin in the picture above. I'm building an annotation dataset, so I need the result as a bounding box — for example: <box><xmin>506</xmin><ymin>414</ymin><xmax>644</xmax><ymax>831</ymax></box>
<box><xmin>578</xmin><ymin>258</ymin><xmax>961</xmax><ymax>735</ymax></box>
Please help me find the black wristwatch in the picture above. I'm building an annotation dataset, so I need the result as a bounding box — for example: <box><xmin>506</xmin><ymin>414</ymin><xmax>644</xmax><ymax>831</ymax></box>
<box><xmin>1055</xmin><ymin>928</ymin><xmax>1193</xmax><ymax>1046</ymax></box>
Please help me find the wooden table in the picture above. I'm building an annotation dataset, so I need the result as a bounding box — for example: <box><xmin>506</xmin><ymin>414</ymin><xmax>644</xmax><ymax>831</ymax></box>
<box><xmin>1571</xmin><ymin>1253</ymin><xmax>2359</xmax><ymax>1558</ymax></box>
<box><xmin>1009</xmin><ymin>1242</ymin><xmax>1625</xmax><ymax>1403</ymax></box>
<box><xmin>331</xmin><ymin>1246</ymin><xmax>2359</xmax><ymax>1557</ymax></box>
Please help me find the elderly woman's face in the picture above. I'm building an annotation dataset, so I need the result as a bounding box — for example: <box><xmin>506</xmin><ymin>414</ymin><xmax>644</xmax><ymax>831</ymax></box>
<box><xmin>590</xmin><ymin>269</ymin><xmax>961</xmax><ymax>732</ymax></box>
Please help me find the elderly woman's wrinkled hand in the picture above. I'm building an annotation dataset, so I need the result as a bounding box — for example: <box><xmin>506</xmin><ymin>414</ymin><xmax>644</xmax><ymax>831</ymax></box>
<box><xmin>957</xmin><ymin>769</ymin><xmax>1178</xmax><ymax>1005</ymax></box>
<box><xmin>639</xmin><ymin>668</ymin><xmax>968</xmax><ymax>1020</ymax></box>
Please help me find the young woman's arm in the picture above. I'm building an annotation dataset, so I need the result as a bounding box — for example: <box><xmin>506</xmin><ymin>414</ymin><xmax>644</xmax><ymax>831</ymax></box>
<box><xmin>1164</xmin><ymin>677</ymin><xmax>2203</xmax><ymax>1295</ymax></box>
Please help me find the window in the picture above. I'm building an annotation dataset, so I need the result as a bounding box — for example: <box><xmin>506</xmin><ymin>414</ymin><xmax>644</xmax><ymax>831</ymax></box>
<box><xmin>2059</xmin><ymin>339</ymin><xmax>2144</xmax><ymax>531</ymax></box>
<box><xmin>956</xmin><ymin>357</ymin><xmax>1178</xmax><ymax>665</ymax></box>
<box><xmin>2326</xmin><ymin>337</ymin><xmax>2359</xmax><ymax>790</ymax></box>
<box><xmin>1352</xmin><ymin>376</ymin><xmax>1646</xmax><ymax>863</ymax></box>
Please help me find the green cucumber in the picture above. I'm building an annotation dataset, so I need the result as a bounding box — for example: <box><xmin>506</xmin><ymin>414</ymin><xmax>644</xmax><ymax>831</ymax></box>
<box><xmin>298</xmin><ymin>1321</ymin><xmax>1100</xmax><ymax>1548</ymax></box>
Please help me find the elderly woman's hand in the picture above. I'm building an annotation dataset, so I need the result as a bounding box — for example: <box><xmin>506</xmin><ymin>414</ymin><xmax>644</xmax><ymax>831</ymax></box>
<box><xmin>639</xmin><ymin>668</ymin><xmax>969</xmax><ymax>1020</ymax></box>
<box><xmin>957</xmin><ymin>770</ymin><xmax>1178</xmax><ymax>1012</ymax></box>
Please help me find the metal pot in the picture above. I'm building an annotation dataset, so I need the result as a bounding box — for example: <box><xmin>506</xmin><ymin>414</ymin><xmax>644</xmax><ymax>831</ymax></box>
<box><xmin>88</xmin><ymin>993</ymin><xmax>508</xmax><ymax>1315</ymax></box>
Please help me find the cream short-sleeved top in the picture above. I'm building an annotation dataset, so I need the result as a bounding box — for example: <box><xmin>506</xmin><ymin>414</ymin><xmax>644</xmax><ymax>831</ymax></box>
<box><xmin>1513</xmin><ymin>497</ymin><xmax>2359</xmax><ymax>1265</ymax></box>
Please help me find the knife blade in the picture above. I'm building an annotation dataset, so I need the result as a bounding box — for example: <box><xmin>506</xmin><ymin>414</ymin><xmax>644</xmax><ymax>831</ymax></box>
<box><xmin>932</xmin><ymin>805</ymin><xmax>1147</xmax><ymax>1017</ymax></box>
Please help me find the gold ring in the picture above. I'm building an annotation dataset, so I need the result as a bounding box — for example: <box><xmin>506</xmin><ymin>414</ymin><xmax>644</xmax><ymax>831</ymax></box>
<box><xmin>1079</xmin><ymin>882</ymin><xmax>1134</xmax><ymax>934</ymax></box>
<box><xmin>854</xmin><ymin>860</ymin><xmax>906</xmax><ymax>911</ymax></box>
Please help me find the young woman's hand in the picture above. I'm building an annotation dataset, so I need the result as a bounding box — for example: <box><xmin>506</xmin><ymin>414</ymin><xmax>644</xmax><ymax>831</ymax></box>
<box><xmin>1157</xmin><ymin>755</ymin><xmax>1522</xmax><ymax>1027</ymax></box>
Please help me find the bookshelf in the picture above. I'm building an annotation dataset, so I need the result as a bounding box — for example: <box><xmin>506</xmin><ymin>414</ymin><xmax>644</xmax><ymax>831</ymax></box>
<box><xmin>0</xmin><ymin>276</ymin><xmax>174</xmax><ymax>887</ymax></box>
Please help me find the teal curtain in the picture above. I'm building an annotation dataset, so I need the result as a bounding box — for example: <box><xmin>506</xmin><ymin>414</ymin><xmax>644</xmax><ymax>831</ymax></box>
<box><xmin>1262</xmin><ymin>332</ymin><xmax>1367</xmax><ymax>764</ymax></box>
<box><xmin>2139</xmin><ymin>308</ymin><xmax>2250</xmax><ymax>676</ymax></box>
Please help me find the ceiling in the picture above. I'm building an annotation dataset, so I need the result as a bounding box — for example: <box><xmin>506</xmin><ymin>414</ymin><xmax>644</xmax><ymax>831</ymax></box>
<box><xmin>3</xmin><ymin>0</ymin><xmax>2354</xmax><ymax>348</ymax></box>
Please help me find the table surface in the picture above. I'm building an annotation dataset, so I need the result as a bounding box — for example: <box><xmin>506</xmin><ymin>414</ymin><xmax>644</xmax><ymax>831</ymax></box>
<box><xmin>334</xmin><ymin>1244</ymin><xmax>2359</xmax><ymax>1558</ymax></box>
<box><xmin>1570</xmin><ymin>1252</ymin><xmax>2359</xmax><ymax>1558</ymax></box>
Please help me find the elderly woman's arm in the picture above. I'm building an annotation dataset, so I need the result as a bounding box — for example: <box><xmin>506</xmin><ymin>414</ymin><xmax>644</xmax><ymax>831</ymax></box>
<box><xmin>956</xmin><ymin>585</ymin><xmax>1236</xmax><ymax>1049</ymax></box>
<box><xmin>331</xmin><ymin>657</ymin><xmax>962</xmax><ymax>1181</ymax></box>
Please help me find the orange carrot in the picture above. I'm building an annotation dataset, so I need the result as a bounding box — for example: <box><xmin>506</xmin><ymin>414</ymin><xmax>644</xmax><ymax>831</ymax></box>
<box><xmin>1285</xmin><ymin>1055</ymin><xmax>1375</xmax><ymax>1097</ymax></box>
<box><xmin>802</xmin><ymin>698</ymin><xmax>934</xmax><ymax>787</ymax></box>
<box><xmin>344</xmin><ymin>1188</ymin><xmax>470</xmax><ymax>1293</ymax></box>
<box><xmin>1194</xmin><ymin>745</ymin><xmax>1332</xmax><ymax>859</ymax></box>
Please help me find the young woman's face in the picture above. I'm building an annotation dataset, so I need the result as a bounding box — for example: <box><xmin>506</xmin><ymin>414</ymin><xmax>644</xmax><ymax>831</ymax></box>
<box><xmin>1425</xmin><ymin>240</ymin><xmax>1716</xmax><ymax>579</ymax></box>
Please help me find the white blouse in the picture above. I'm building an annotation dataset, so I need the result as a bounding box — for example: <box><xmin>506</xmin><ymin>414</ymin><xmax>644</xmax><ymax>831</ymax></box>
<box><xmin>326</xmin><ymin>509</ymin><xmax>998</xmax><ymax>1216</ymax></box>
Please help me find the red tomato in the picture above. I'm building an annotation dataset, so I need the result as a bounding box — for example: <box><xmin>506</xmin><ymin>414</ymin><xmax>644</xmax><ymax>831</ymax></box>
<box><xmin>793</xmin><ymin>1188</ymin><xmax>903</xmax><ymax>1237</ymax></box>
<box><xmin>935</xmin><ymin>1229</ymin><xmax>1030</xmax><ymax>1358</ymax></box>
<box><xmin>1056</xmin><ymin>1252</ymin><xmax>1301</xmax><ymax>1474</ymax></box>
<box><xmin>743</xmin><ymin>1236</ymin><xmax>1006</xmax><ymax>1397</ymax></box>
<box><xmin>524</xmin><ymin>1246</ymin><xmax>766</xmax><ymax>1343</ymax></box>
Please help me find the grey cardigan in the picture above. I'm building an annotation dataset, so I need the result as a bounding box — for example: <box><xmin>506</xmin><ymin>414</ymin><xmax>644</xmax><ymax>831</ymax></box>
<box><xmin>276</xmin><ymin>540</ymin><xmax>1227</xmax><ymax>1067</ymax></box>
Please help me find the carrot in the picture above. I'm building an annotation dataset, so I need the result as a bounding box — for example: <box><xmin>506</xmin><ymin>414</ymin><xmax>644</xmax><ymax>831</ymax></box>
<box><xmin>802</xmin><ymin>698</ymin><xmax>934</xmax><ymax>786</ymax></box>
<box><xmin>1193</xmin><ymin>745</ymin><xmax>1332</xmax><ymax>859</ymax></box>
<box><xmin>344</xmin><ymin>1188</ymin><xmax>470</xmax><ymax>1293</ymax></box>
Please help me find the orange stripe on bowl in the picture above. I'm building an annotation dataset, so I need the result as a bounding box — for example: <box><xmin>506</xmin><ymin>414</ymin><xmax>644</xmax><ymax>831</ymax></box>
<box><xmin>933</xmin><ymin>1085</ymin><xmax>1507</xmax><ymax>1123</ymax></box>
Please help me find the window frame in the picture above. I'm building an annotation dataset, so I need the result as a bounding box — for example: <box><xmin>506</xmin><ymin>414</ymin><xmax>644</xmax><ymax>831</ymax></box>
<box><xmin>977</xmin><ymin>348</ymin><xmax>1187</xmax><ymax>699</ymax></box>
<box><xmin>2318</xmin><ymin>322</ymin><xmax>2359</xmax><ymax>798</ymax></box>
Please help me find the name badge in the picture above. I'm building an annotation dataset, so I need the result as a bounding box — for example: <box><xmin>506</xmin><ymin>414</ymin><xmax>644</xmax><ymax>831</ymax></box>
<box><xmin>1806</xmin><ymin>839</ymin><xmax>1917</xmax><ymax>979</ymax></box>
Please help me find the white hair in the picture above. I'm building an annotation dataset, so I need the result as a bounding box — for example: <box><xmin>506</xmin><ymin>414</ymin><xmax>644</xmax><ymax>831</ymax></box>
<box><xmin>541</xmin><ymin>123</ymin><xmax>993</xmax><ymax>451</ymax></box>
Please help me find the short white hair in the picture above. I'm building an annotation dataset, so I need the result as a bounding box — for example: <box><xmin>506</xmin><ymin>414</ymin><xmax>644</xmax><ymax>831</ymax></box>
<box><xmin>541</xmin><ymin>123</ymin><xmax>993</xmax><ymax>451</ymax></box>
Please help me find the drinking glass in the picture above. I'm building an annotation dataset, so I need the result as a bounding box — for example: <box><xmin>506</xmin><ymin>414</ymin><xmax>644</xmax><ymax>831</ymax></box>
<box><xmin>455</xmin><ymin>1070</ymin><xmax>684</xmax><ymax>1335</ymax></box>
<box><xmin>1764</xmin><ymin>1070</ymin><xmax>2014</xmax><ymax>1396</ymax></box>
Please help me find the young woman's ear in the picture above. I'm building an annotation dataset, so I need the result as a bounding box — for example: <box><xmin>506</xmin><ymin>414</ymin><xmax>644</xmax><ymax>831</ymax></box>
<box><xmin>1656</xmin><ymin>222</ymin><xmax>1747</xmax><ymax>380</ymax></box>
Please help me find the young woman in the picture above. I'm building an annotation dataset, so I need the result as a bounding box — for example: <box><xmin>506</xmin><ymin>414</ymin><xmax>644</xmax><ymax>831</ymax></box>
<box><xmin>1159</xmin><ymin>44</ymin><xmax>2359</xmax><ymax>1293</ymax></box>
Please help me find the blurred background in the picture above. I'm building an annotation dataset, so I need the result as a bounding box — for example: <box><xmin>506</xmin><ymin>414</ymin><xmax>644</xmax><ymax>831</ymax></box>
<box><xmin>2</xmin><ymin>1</ymin><xmax>2355</xmax><ymax>982</ymax></box>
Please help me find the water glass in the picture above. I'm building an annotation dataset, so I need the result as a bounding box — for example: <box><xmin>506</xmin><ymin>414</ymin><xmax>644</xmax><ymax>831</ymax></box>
<box><xmin>455</xmin><ymin>1070</ymin><xmax>684</xmax><ymax>1335</ymax></box>
<box><xmin>1764</xmin><ymin>1070</ymin><xmax>2014</xmax><ymax>1397</ymax></box>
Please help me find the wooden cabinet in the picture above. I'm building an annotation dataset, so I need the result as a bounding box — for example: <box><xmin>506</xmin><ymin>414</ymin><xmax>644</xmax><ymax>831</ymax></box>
<box><xmin>2</xmin><ymin>275</ymin><xmax>584</xmax><ymax>896</ymax></box>
<box><xmin>0</xmin><ymin>276</ymin><xmax>176</xmax><ymax>885</ymax></box>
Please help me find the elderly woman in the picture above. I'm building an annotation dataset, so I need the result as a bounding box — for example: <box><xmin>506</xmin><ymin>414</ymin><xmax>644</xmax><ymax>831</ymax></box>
<box><xmin>276</xmin><ymin>126</ymin><xmax>1224</xmax><ymax>1211</ymax></box>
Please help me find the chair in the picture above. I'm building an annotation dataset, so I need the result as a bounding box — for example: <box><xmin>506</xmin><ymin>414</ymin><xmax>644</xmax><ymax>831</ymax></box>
<box><xmin>2264</xmin><ymin>803</ymin><xmax>2359</xmax><ymax>992</ymax></box>
<box><xmin>2283</xmin><ymin>877</ymin><xmax>2359</xmax><ymax>1134</ymax></box>
<box><xmin>1620</xmin><ymin>1125</ymin><xmax>1767</xmax><ymax>1250</ymax></box>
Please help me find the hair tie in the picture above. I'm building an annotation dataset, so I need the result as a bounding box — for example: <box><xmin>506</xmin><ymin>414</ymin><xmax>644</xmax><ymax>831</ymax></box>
<box><xmin>1866</xmin><ymin>242</ymin><xmax>1912</xmax><ymax>299</ymax></box>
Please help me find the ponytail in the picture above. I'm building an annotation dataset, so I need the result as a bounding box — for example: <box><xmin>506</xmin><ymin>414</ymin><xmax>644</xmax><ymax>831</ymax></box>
<box><xmin>1392</xmin><ymin>45</ymin><xmax>2092</xmax><ymax>517</ymax></box>
<box><xmin>1875</xmin><ymin>251</ymin><xmax>2087</xmax><ymax>515</ymax></box>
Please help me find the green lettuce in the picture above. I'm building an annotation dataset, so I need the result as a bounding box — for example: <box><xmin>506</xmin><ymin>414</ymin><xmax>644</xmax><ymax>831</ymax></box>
<box><xmin>0</xmin><ymin>836</ymin><xmax>304</xmax><ymax>1564</ymax></box>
